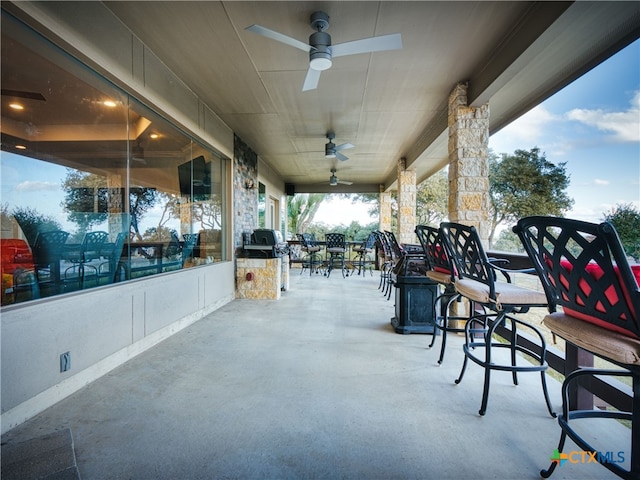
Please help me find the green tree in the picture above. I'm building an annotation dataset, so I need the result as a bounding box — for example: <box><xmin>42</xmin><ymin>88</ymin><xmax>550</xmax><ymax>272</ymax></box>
<box><xmin>603</xmin><ymin>203</ymin><xmax>640</xmax><ymax>261</ymax></box>
<box><xmin>489</xmin><ymin>147</ymin><xmax>573</xmax><ymax>248</ymax></box>
<box><xmin>288</xmin><ymin>194</ymin><xmax>325</xmax><ymax>233</ymax></box>
<box><xmin>416</xmin><ymin>169</ymin><xmax>448</xmax><ymax>226</ymax></box>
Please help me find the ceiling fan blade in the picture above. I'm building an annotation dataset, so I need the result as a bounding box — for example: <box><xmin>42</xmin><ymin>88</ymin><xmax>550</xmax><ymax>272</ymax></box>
<box><xmin>245</xmin><ymin>24</ymin><xmax>311</xmax><ymax>52</ymax></box>
<box><xmin>338</xmin><ymin>179</ymin><xmax>353</xmax><ymax>185</ymax></box>
<box><xmin>335</xmin><ymin>142</ymin><xmax>354</xmax><ymax>152</ymax></box>
<box><xmin>1</xmin><ymin>89</ymin><xmax>46</xmax><ymax>101</ymax></box>
<box><xmin>335</xmin><ymin>151</ymin><xmax>349</xmax><ymax>162</ymax></box>
<box><xmin>302</xmin><ymin>68</ymin><xmax>321</xmax><ymax>91</ymax></box>
<box><xmin>332</xmin><ymin>33</ymin><xmax>402</xmax><ymax>57</ymax></box>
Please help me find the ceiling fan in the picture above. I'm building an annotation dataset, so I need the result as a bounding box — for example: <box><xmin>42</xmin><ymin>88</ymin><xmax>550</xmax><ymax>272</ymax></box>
<box><xmin>245</xmin><ymin>11</ymin><xmax>402</xmax><ymax>91</ymax></box>
<box><xmin>329</xmin><ymin>168</ymin><xmax>353</xmax><ymax>186</ymax></box>
<box><xmin>325</xmin><ymin>132</ymin><xmax>354</xmax><ymax>161</ymax></box>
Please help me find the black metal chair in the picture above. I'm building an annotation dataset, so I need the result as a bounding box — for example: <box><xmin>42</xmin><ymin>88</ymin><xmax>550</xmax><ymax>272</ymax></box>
<box><xmin>325</xmin><ymin>232</ymin><xmax>348</xmax><ymax>278</ymax></box>
<box><xmin>415</xmin><ymin>224</ymin><xmax>469</xmax><ymax>365</ymax></box>
<box><xmin>439</xmin><ymin>221</ymin><xmax>555</xmax><ymax>416</ymax></box>
<box><xmin>352</xmin><ymin>232</ymin><xmax>376</xmax><ymax>276</ymax></box>
<box><xmin>296</xmin><ymin>233</ymin><xmax>323</xmax><ymax>275</ymax></box>
<box><xmin>374</xmin><ymin>231</ymin><xmax>397</xmax><ymax>298</ymax></box>
<box><xmin>515</xmin><ymin>216</ymin><xmax>640</xmax><ymax>479</ymax></box>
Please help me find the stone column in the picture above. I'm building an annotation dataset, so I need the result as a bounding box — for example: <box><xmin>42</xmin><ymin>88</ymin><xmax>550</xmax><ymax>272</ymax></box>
<box><xmin>379</xmin><ymin>187</ymin><xmax>392</xmax><ymax>232</ymax></box>
<box><xmin>397</xmin><ymin>157</ymin><xmax>417</xmax><ymax>245</ymax></box>
<box><xmin>447</xmin><ymin>82</ymin><xmax>490</xmax><ymax>244</ymax></box>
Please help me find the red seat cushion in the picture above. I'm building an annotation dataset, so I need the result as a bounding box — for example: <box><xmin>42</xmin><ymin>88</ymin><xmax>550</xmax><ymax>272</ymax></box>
<box><xmin>556</xmin><ymin>259</ymin><xmax>640</xmax><ymax>338</ymax></box>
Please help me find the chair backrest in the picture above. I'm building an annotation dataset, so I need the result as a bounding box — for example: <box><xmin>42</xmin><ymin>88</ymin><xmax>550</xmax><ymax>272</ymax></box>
<box><xmin>82</xmin><ymin>231</ymin><xmax>109</xmax><ymax>260</ymax></box>
<box><xmin>32</xmin><ymin>230</ymin><xmax>69</xmax><ymax>266</ymax></box>
<box><xmin>385</xmin><ymin>231</ymin><xmax>403</xmax><ymax>260</ymax></box>
<box><xmin>440</xmin><ymin>222</ymin><xmax>496</xmax><ymax>295</ymax></box>
<box><xmin>374</xmin><ymin>231</ymin><xmax>392</xmax><ymax>260</ymax></box>
<box><xmin>296</xmin><ymin>233</ymin><xmax>308</xmax><ymax>248</ymax></box>
<box><xmin>363</xmin><ymin>231</ymin><xmax>376</xmax><ymax>250</ymax></box>
<box><xmin>325</xmin><ymin>233</ymin><xmax>346</xmax><ymax>249</ymax></box>
<box><xmin>415</xmin><ymin>224</ymin><xmax>454</xmax><ymax>279</ymax></box>
<box><xmin>514</xmin><ymin>216</ymin><xmax>640</xmax><ymax>338</ymax></box>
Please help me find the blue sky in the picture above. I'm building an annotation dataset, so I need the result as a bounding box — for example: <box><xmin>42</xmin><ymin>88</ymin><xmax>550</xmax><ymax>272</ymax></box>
<box><xmin>489</xmin><ymin>39</ymin><xmax>640</xmax><ymax>224</ymax></box>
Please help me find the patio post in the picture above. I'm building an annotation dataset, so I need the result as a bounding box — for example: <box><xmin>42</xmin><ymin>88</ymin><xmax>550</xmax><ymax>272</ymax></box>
<box><xmin>397</xmin><ymin>157</ymin><xmax>417</xmax><ymax>245</ymax></box>
<box><xmin>379</xmin><ymin>186</ymin><xmax>392</xmax><ymax>232</ymax></box>
<box><xmin>447</xmin><ymin>82</ymin><xmax>490</xmax><ymax>245</ymax></box>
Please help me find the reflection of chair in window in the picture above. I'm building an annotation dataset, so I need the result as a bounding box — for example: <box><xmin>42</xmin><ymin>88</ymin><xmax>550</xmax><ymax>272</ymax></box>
<box><xmin>440</xmin><ymin>222</ymin><xmax>555</xmax><ymax>417</ymax></box>
<box><xmin>352</xmin><ymin>232</ymin><xmax>376</xmax><ymax>276</ymax></box>
<box><xmin>97</xmin><ymin>232</ymin><xmax>128</xmax><ymax>284</ymax></box>
<box><xmin>515</xmin><ymin>216</ymin><xmax>640</xmax><ymax>480</ymax></box>
<box><xmin>325</xmin><ymin>233</ymin><xmax>348</xmax><ymax>278</ymax></box>
<box><xmin>31</xmin><ymin>230</ymin><xmax>69</xmax><ymax>295</ymax></box>
<box><xmin>181</xmin><ymin>234</ymin><xmax>198</xmax><ymax>267</ymax></box>
<box><xmin>63</xmin><ymin>231</ymin><xmax>109</xmax><ymax>289</ymax></box>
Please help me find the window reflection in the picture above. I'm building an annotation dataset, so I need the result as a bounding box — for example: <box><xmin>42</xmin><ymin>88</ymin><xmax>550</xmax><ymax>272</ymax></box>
<box><xmin>0</xmin><ymin>14</ymin><xmax>227</xmax><ymax>306</ymax></box>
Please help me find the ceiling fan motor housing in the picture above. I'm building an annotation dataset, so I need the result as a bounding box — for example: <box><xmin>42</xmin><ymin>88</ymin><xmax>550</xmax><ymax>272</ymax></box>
<box><xmin>309</xmin><ymin>31</ymin><xmax>332</xmax><ymax>70</ymax></box>
<box><xmin>325</xmin><ymin>141</ymin><xmax>336</xmax><ymax>157</ymax></box>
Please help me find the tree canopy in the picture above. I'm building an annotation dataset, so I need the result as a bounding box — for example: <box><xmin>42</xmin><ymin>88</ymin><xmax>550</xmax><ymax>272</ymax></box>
<box><xmin>287</xmin><ymin>194</ymin><xmax>325</xmax><ymax>234</ymax></box>
<box><xmin>488</xmin><ymin>147</ymin><xmax>573</xmax><ymax>247</ymax></box>
<box><xmin>603</xmin><ymin>203</ymin><xmax>640</xmax><ymax>261</ymax></box>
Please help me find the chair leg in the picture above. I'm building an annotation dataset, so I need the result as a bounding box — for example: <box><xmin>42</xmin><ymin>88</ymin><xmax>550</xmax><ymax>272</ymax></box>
<box><xmin>540</xmin><ymin>426</ymin><xmax>567</xmax><ymax>478</ymax></box>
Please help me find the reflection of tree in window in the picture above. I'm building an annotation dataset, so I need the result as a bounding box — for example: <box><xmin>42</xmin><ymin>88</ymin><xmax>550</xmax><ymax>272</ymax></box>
<box><xmin>62</xmin><ymin>170</ymin><xmax>161</xmax><ymax>241</ymax></box>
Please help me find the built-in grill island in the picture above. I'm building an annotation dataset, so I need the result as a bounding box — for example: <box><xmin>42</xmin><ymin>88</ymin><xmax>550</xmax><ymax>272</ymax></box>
<box><xmin>237</xmin><ymin>229</ymin><xmax>289</xmax><ymax>299</ymax></box>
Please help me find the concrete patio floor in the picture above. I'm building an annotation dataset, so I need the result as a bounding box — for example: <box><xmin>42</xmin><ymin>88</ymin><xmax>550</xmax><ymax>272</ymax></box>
<box><xmin>1</xmin><ymin>268</ymin><xmax>627</xmax><ymax>479</ymax></box>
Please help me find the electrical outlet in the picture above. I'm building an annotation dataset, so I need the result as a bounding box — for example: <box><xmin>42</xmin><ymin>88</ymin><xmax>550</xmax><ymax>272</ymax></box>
<box><xmin>60</xmin><ymin>352</ymin><xmax>71</xmax><ymax>372</ymax></box>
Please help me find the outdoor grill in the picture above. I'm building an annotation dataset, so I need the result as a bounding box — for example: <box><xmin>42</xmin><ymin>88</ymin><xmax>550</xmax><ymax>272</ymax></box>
<box><xmin>243</xmin><ymin>229</ymin><xmax>289</xmax><ymax>258</ymax></box>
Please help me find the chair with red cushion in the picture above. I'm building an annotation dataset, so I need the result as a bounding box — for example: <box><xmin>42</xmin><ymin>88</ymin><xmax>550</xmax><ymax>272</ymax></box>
<box><xmin>514</xmin><ymin>216</ymin><xmax>640</xmax><ymax>479</ymax></box>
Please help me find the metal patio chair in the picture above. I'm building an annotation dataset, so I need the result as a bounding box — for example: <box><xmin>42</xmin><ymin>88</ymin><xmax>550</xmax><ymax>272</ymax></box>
<box><xmin>439</xmin><ymin>221</ymin><xmax>555</xmax><ymax>416</ymax></box>
<box><xmin>515</xmin><ymin>216</ymin><xmax>640</xmax><ymax>479</ymax></box>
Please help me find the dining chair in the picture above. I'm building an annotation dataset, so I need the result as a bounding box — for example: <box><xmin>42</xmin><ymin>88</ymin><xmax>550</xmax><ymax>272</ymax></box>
<box><xmin>514</xmin><ymin>216</ymin><xmax>640</xmax><ymax>480</ymax></box>
<box><xmin>415</xmin><ymin>224</ymin><xmax>469</xmax><ymax>365</ymax></box>
<box><xmin>439</xmin><ymin>221</ymin><xmax>555</xmax><ymax>416</ymax></box>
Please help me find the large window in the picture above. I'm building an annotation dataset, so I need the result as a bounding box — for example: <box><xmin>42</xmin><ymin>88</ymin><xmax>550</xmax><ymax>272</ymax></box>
<box><xmin>1</xmin><ymin>14</ymin><xmax>228</xmax><ymax>306</ymax></box>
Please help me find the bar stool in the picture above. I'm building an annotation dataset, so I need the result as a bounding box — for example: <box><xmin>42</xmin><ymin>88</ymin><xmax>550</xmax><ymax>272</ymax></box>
<box><xmin>296</xmin><ymin>233</ymin><xmax>323</xmax><ymax>275</ymax></box>
<box><xmin>352</xmin><ymin>232</ymin><xmax>376</xmax><ymax>276</ymax></box>
<box><xmin>515</xmin><ymin>216</ymin><xmax>640</xmax><ymax>479</ymax></box>
<box><xmin>325</xmin><ymin>232</ymin><xmax>348</xmax><ymax>278</ymax></box>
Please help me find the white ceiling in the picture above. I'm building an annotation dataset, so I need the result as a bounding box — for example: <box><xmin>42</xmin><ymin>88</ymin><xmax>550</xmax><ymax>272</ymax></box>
<box><xmin>77</xmin><ymin>1</ymin><xmax>640</xmax><ymax>192</ymax></box>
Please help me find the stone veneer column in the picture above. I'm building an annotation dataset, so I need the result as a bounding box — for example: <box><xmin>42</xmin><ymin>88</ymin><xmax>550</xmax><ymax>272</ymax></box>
<box><xmin>397</xmin><ymin>157</ymin><xmax>417</xmax><ymax>245</ymax></box>
<box><xmin>379</xmin><ymin>187</ymin><xmax>392</xmax><ymax>232</ymax></box>
<box><xmin>447</xmin><ymin>82</ymin><xmax>490</xmax><ymax>244</ymax></box>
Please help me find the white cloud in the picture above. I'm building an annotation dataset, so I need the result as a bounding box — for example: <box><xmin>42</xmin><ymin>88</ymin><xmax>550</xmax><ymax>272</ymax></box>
<box><xmin>566</xmin><ymin>90</ymin><xmax>640</xmax><ymax>142</ymax></box>
<box><xmin>490</xmin><ymin>105</ymin><xmax>558</xmax><ymax>154</ymax></box>
<box><xmin>14</xmin><ymin>180</ymin><xmax>58</xmax><ymax>192</ymax></box>
<box><xmin>593</xmin><ymin>179</ymin><xmax>610</xmax><ymax>186</ymax></box>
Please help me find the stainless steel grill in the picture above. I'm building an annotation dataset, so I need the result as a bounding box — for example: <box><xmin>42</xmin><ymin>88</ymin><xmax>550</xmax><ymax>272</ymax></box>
<box><xmin>243</xmin><ymin>229</ymin><xmax>289</xmax><ymax>258</ymax></box>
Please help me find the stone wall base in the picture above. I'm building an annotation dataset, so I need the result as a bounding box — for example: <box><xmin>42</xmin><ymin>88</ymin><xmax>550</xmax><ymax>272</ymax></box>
<box><xmin>236</xmin><ymin>256</ymin><xmax>289</xmax><ymax>299</ymax></box>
